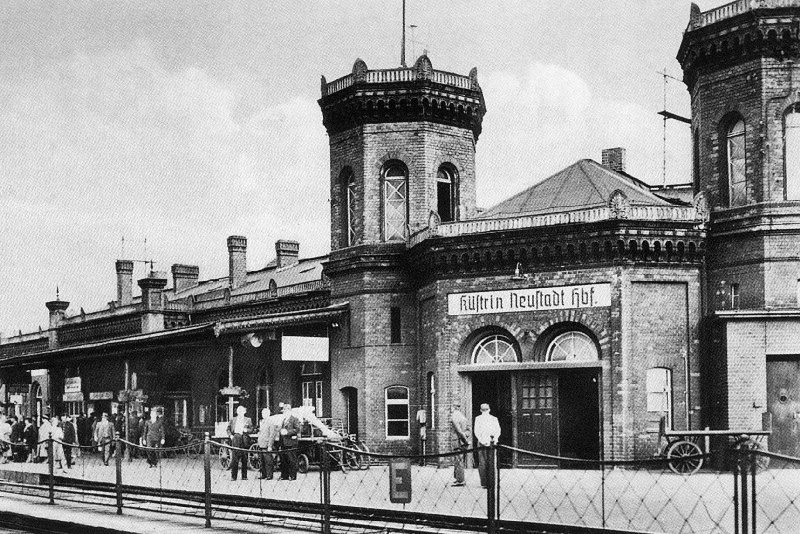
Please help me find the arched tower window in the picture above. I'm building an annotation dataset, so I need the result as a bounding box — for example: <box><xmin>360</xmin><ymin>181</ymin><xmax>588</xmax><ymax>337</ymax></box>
<box><xmin>341</xmin><ymin>168</ymin><xmax>357</xmax><ymax>246</ymax></box>
<box><xmin>436</xmin><ymin>165</ymin><xmax>458</xmax><ymax>222</ymax></box>
<box><xmin>726</xmin><ymin>119</ymin><xmax>747</xmax><ymax>207</ymax></box>
<box><xmin>383</xmin><ymin>163</ymin><xmax>408</xmax><ymax>241</ymax></box>
<box><xmin>785</xmin><ymin>106</ymin><xmax>800</xmax><ymax>200</ymax></box>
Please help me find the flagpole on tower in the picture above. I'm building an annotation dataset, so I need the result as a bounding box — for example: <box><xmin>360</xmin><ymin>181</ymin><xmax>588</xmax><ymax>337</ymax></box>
<box><xmin>401</xmin><ymin>0</ymin><xmax>407</xmax><ymax>67</ymax></box>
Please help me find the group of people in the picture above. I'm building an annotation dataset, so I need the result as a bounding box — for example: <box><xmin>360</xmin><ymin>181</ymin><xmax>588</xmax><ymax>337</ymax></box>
<box><xmin>226</xmin><ymin>403</ymin><xmax>300</xmax><ymax>482</ymax></box>
<box><xmin>0</xmin><ymin>413</ymin><xmax>82</xmax><ymax>473</ymax></box>
<box><xmin>450</xmin><ymin>402</ymin><xmax>502</xmax><ymax>488</ymax></box>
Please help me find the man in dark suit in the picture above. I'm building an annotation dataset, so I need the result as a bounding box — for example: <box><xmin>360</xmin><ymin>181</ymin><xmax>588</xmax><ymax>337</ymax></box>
<box><xmin>226</xmin><ymin>405</ymin><xmax>253</xmax><ymax>481</ymax></box>
<box><xmin>61</xmin><ymin>415</ymin><xmax>78</xmax><ymax>468</ymax></box>
<box><xmin>278</xmin><ymin>403</ymin><xmax>301</xmax><ymax>480</ymax></box>
<box><xmin>9</xmin><ymin>416</ymin><xmax>24</xmax><ymax>462</ymax></box>
<box><xmin>142</xmin><ymin>409</ymin><xmax>165</xmax><ymax>467</ymax></box>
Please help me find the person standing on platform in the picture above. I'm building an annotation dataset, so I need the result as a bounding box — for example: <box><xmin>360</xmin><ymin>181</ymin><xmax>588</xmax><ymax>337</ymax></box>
<box><xmin>94</xmin><ymin>413</ymin><xmax>115</xmax><ymax>466</ymax></box>
<box><xmin>49</xmin><ymin>415</ymin><xmax>68</xmax><ymax>474</ymax></box>
<box><xmin>473</xmin><ymin>403</ymin><xmax>501</xmax><ymax>489</ymax></box>
<box><xmin>61</xmin><ymin>415</ymin><xmax>78</xmax><ymax>468</ymax></box>
<box><xmin>142</xmin><ymin>409</ymin><xmax>164</xmax><ymax>468</ymax></box>
<box><xmin>127</xmin><ymin>411</ymin><xmax>141</xmax><ymax>459</ymax></box>
<box><xmin>226</xmin><ymin>405</ymin><xmax>252</xmax><ymax>481</ymax></box>
<box><xmin>37</xmin><ymin>414</ymin><xmax>52</xmax><ymax>463</ymax></box>
<box><xmin>450</xmin><ymin>404</ymin><xmax>471</xmax><ymax>487</ymax></box>
<box><xmin>23</xmin><ymin>418</ymin><xmax>37</xmax><ymax>462</ymax></box>
<box><xmin>278</xmin><ymin>403</ymin><xmax>300</xmax><ymax>480</ymax></box>
<box><xmin>257</xmin><ymin>408</ymin><xmax>279</xmax><ymax>480</ymax></box>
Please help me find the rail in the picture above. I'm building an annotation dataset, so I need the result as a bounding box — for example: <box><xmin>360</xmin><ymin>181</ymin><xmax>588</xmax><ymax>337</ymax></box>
<box><xmin>408</xmin><ymin>205</ymin><xmax>702</xmax><ymax>247</ymax></box>
<box><xmin>692</xmin><ymin>0</ymin><xmax>800</xmax><ymax>29</ymax></box>
<box><xmin>323</xmin><ymin>67</ymin><xmax>472</xmax><ymax>96</ymax></box>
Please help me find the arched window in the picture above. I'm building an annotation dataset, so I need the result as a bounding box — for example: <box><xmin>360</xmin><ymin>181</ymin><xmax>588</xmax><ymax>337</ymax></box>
<box><xmin>472</xmin><ymin>334</ymin><xmax>519</xmax><ymax>364</ymax></box>
<box><xmin>384</xmin><ymin>386</ymin><xmax>409</xmax><ymax>438</ymax></box>
<box><xmin>436</xmin><ymin>165</ymin><xmax>457</xmax><ymax>222</ymax></box>
<box><xmin>546</xmin><ymin>331</ymin><xmax>598</xmax><ymax>362</ymax></box>
<box><xmin>383</xmin><ymin>163</ymin><xmax>408</xmax><ymax>241</ymax></box>
<box><xmin>785</xmin><ymin>106</ymin><xmax>800</xmax><ymax>200</ymax></box>
<box><xmin>726</xmin><ymin>119</ymin><xmax>747</xmax><ymax>207</ymax></box>
<box><xmin>342</xmin><ymin>168</ymin><xmax>357</xmax><ymax>246</ymax></box>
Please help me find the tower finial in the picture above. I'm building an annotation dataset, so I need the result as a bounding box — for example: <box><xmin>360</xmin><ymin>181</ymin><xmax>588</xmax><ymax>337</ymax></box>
<box><xmin>56</xmin><ymin>286</ymin><xmax>60</xmax><ymax>301</ymax></box>
<box><xmin>401</xmin><ymin>0</ymin><xmax>407</xmax><ymax>67</ymax></box>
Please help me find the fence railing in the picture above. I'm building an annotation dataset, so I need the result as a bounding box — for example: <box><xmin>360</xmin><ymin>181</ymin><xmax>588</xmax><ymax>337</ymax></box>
<box><xmin>0</xmin><ymin>433</ymin><xmax>797</xmax><ymax>533</ymax></box>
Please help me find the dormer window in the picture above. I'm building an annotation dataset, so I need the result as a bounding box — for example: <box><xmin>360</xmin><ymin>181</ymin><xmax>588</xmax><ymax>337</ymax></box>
<box><xmin>383</xmin><ymin>163</ymin><xmax>408</xmax><ymax>241</ymax></box>
<box><xmin>436</xmin><ymin>165</ymin><xmax>457</xmax><ymax>223</ymax></box>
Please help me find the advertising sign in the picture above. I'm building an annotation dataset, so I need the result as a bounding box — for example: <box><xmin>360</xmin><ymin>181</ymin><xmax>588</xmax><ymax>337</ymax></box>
<box><xmin>389</xmin><ymin>458</ymin><xmax>412</xmax><ymax>504</ymax></box>
<box><xmin>64</xmin><ymin>377</ymin><xmax>81</xmax><ymax>394</ymax></box>
<box><xmin>89</xmin><ymin>391</ymin><xmax>114</xmax><ymax>401</ymax></box>
<box><xmin>447</xmin><ymin>283</ymin><xmax>611</xmax><ymax>316</ymax></box>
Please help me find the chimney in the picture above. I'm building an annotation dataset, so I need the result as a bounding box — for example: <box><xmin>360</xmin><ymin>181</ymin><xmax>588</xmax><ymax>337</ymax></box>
<box><xmin>138</xmin><ymin>271</ymin><xmax>168</xmax><ymax>333</ymax></box>
<box><xmin>116</xmin><ymin>260</ymin><xmax>134</xmax><ymax>306</ymax></box>
<box><xmin>602</xmin><ymin>147</ymin><xmax>627</xmax><ymax>174</ymax></box>
<box><xmin>227</xmin><ymin>236</ymin><xmax>247</xmax><ymax>290</ymax></box>
<box><xmin>171</xmin><ymin>264</ymin><xmax>199</xmax><ymax>293</ymax></box>
<box><xmin>275</xmin><ymin>239</ymin><xmax>300</xmax><ymax>269</ymax></box>
<box><xmin>45</xmin><ymin>291</ymin><xmax>70</xmax><ymax>349</ymax></box>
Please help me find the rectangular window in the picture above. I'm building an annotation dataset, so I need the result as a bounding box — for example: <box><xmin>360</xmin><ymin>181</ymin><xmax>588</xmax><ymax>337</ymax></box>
<box><xmin>646</xmin><ymin>368</ymin><xmax>673</xmax><ymax>429</ymax></box>
<box><xmin>390</xmin><ymin>307</ymin><xmax>402</xmax><ymax>344</ymax></box>
<box><xmin>731</xmin><ymin>283</ymin><xmax>740</xmax><ymax>309</ymax></box>
<box><xmin>302</xmin><ymin>380</ymin><xmax>323</xmax><ymax>417</ymax></box>
<box><xmin>385</xmin><ymin>386</ymin><xmax>409</xmax><ymax>439</ymax></box>
<box><xmin>172</xmin><ymin>398</ymin><xmax>188</xmax><ymax>428</ymax></box>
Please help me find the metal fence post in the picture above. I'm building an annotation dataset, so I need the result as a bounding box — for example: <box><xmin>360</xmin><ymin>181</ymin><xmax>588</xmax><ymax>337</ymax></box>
<box><xmin>487</xmin><ymin>440</ymin><xmax>496</xmax><ymax>534</ymax></box>
<box><xmin>320</xmin><ymin>441</ymin><xmax>331</xmax><ymax>534</ymax></box>
<box><xmin>733</xmin><ymin>450</ymin><xmax>740</xmax><ymax>534</ymax></box>
<box><xmin>204</xmin><ymin>432</ymin><xmax>211</xmax><ymax>528</ymax></box>
<box><xmin>740</xmin><ymin>449</ymin><xmax>749</xmax><ymax>534</ymax></box>
<box><xmin>750</xmin><ymin>449</ymin><xmax>757</xmax><ymax>534</ymax></box>
<box><xmin>47</xmin><ymin>432</ymin><xmax>54</xmax><ymax>505</ymax></box>
<box><xmin>115</xmin><ymin>431</ymin><xmax>123</xmax><ymax>515</ymax></box>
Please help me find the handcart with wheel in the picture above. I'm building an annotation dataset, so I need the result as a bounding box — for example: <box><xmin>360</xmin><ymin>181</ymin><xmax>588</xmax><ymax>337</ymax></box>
<box><xmin>658</xmin><ymin>415</ymin><xmax>771</xmax><ymax>475</ymax></box>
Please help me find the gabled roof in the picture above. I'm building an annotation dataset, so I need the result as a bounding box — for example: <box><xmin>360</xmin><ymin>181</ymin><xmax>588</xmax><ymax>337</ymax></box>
<box><xmin>480</xmin><ymin>159</ymin><xmax>674</xmax><ymax>219</ymax></box>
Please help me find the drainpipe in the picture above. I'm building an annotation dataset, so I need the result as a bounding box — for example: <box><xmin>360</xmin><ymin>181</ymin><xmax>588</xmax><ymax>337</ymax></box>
<box><xmin>228</xmin><ymin>346</ymin><xmax>234</xmax><ymax>421</ymax></box>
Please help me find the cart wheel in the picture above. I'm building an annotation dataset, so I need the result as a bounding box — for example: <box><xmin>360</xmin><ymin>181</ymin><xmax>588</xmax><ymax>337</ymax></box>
<box><xmin>734</xmin><ymin>438</ymin><xmax>770</xmax><ymax>472</ymax></box>
<box><xmin>186</xmin><ymin>440</ymin><xmax>202</xmax><ymax>459</ymax></box>
<box><xmin>344</xmin><ymin>448</ymin><xmax>362</xmax><ymax>470</ymax></box>
<box><xmin>248</xmin><ymin>444</ymin><xmax>262</xmax><ymax>471</ymax></box>
<box><xmin>667</xmin><ymin>440</ymin><xmax>703</xmax><ymax>475</ymax></box>
<box><xmin>298</xmin><ymin>453</ymin><xmax>309</xmax><ymax>474</ymax></box>
<box><xmin>218</xmin><ymin>446</ymin><xmax>231</xmax><ymax>470</ymax></box>
<box><xmin>356</xmin><ymin>441</ymin><xmax>371</xmax><ymax>469</ymax></box>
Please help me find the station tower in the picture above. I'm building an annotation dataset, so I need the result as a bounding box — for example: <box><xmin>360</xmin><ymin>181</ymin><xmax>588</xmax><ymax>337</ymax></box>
<box><xmin>318</xmin><ymin>55</ymin><xmax>485</xmax><ymax>450</ymax></box>
<box><xmin>679</xmin><ymin>1</ymin><xmax>800</xmax><ymax>450</ymax></box>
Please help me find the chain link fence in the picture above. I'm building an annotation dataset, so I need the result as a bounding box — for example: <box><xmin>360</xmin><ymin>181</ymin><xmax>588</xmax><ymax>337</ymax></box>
<box><xmin>0</xmin><ymin>433</ymin><xmax>798</xmax><ymax>533</ymax></box>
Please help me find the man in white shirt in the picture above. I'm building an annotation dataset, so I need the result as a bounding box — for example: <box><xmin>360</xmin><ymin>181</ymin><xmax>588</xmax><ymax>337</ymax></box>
<box><xmin>226</xmin><ymin>406</ymin><xmax>253</xmax><ymax>481</ymax></box>
<box><xmin>473</xmin><ymin>403</ymin><xmax>501</xmax><ymax>488</ymax></box>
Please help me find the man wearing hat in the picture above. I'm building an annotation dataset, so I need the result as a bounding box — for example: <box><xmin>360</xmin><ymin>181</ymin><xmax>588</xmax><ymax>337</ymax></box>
<box><xmin>473</xmin><ymin>403</ymin><xmax>501</xmax><ymax>488</ymax></box>
<box><xmin>226</xmin><ymin>405</ymin><xmax>253</xmax><ymax>480</ymax></box>
<box><xmin>450</xmin><ymin>403</ymin><xmax>470</xmax><ymax>486</ymax></box>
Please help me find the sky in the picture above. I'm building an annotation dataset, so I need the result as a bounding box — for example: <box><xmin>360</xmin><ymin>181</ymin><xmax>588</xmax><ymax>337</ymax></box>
<box><xmin>0</xmin><ymin>0</ymin><xmax>729</xmax><ymax>334</ymax></box>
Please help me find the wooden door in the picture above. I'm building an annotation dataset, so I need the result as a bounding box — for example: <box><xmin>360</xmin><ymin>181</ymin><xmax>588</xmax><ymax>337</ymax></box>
<box><xmin>518</xmin><ymin>374</ymin><xmax>558</xmax><ymax>462</ymax></box>
<box><xmin>767</xmin><ymin>358</ymin><xmax>800</xmax><ymax>457</ymax></box>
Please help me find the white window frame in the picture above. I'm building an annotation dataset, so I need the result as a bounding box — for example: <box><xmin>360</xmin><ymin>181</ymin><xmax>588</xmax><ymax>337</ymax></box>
<box><xmin>546</xmin><ymin>331</ymin><xmax>599</xmax><ymax>362</ymax></box>
<box><xmin>472</xmin><ymin>334</ymin><xmax>519</xmax><ymax>364</ymax></box>
<box><xmin>302</xmin><ymin>380</ymin><xmax>323</xmax><ymax>417</ymax></box>
<box><xmin>646</xmin><ymin>368</ymin><xmax>673</xmax><ymax>429</ymax></box>
<box><xmin>383</xmin><ymin>164</ymin><xmax>408</xmax><ymax>242</ymax></box>
<box><xmin>346</xmin><ymin>170</ymin><xmax>357</xmax><ymax>246</ymax></box>
<box><xmin>384</xmin><ymin>386</ymin><xmax>410</xmax><ymax>440</ymax></box>
<box><xmin>172</xmin><ymin>397</ymin><xmax>188</xmax><ymax>428</ymax></box>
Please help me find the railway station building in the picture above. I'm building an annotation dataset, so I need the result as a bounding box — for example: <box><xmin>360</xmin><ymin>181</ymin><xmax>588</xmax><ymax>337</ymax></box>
<box><xmin>2</xmin><ymin>1</ymin><xmax>800</xmax><ymax>463</ymax></box>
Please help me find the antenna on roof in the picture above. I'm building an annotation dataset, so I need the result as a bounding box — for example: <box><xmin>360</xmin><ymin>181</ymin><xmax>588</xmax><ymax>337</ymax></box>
<box><xmin>657</xmin><ymin>68</ymin><xmax>691</xmax><ymax>187</ymax></box>
<box><xmin>401</xmin><ymin>0</ymin><xmax>407</xmax><ymax>67</ymax></box>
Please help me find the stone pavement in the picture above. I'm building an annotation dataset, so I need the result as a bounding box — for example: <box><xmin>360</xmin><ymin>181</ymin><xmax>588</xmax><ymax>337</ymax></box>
<box><xmin>0</xmin><ymin>492</ymin><xmax>323</xmax><ymax>533</ymax></box>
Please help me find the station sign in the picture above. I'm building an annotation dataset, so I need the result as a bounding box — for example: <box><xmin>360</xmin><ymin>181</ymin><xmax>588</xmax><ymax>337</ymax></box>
<box><xmin>389</xmin><ymin>458</ymin><xmax>412</xmax><ymax>504</ymax></box>
<box><xmin>89</xmin><ymin>391</ymin><xmax>114</xmax><ymax>400</ymax></box>
<box><xmin>64</xmin><ymin>377</ymin><xmax>81</xmax><ymax>394</ymax></box>
<box><xmin>448</xmin><ymin>283</ymin><xmax>611</xmax><ymax>316</ymax></box>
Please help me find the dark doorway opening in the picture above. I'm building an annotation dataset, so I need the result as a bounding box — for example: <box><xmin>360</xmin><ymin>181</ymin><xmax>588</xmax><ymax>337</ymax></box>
<box><xmin>342</xmin><ymin>387</ymin><xmax>359</xmax><ymax>438</ymax></box>
<box><xmin>558</xmin><ymin>369</ymin><xmax>600</xmax><ymax>461</ymax></box>
<box><xmin>767</xmin><ymin>356</ymin><xmax>800</xmax><ymax>457</ymax></box>
<box><xmin>471</xmin><ymin>372</ymin><xmax>513</xmax><ymax>466</ymax></box>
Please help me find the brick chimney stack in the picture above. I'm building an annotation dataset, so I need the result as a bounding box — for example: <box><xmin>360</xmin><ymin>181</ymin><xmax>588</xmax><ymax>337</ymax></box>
<box><xmin>116</xmin><ymin>260</ymin><xmax>134</xmax><ymax>306</ymax></box>
<box><xmin>227</xmin><ymin>236</ymin><xmax>247</xmax><ymax>290</ymax></box>
<box><xmin>171</xmin><ymin>264</ymin><xmax>199</xmax><ymax>293</ymax></box>
<box><xmin>275</xmin><ymin>239</ymin><xmax>299</xmax><ymax>269</ymax></box>
<box><xmin>138</xmin><ymin>271</ymin><xmax>167</xmax><ymax>333</ymax></box>
<box><xmin>602</xmin><ymin>147</ymin><xmax>627</xmax><ymax>174</ymax></box>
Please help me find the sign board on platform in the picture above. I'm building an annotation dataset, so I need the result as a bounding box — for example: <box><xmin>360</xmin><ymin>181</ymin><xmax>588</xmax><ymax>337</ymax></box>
<box><xmin>89</xmin><ymin>391</ymin><xmax>114</xmax><ymax>401</ymax></box>
<box><xmin>64</xmin><ymin>377</ymin><xmax>81</xmax><ymax>394</ymax></box>
<box><xmin>389</xmin><ymin>458</ymin><xmax>412</xmax><ymax>504</ymax></box>
<box><xmin>448</xmin><ymin>283</ymin><xmax>612</xmax><ymax>316</ymax></box>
